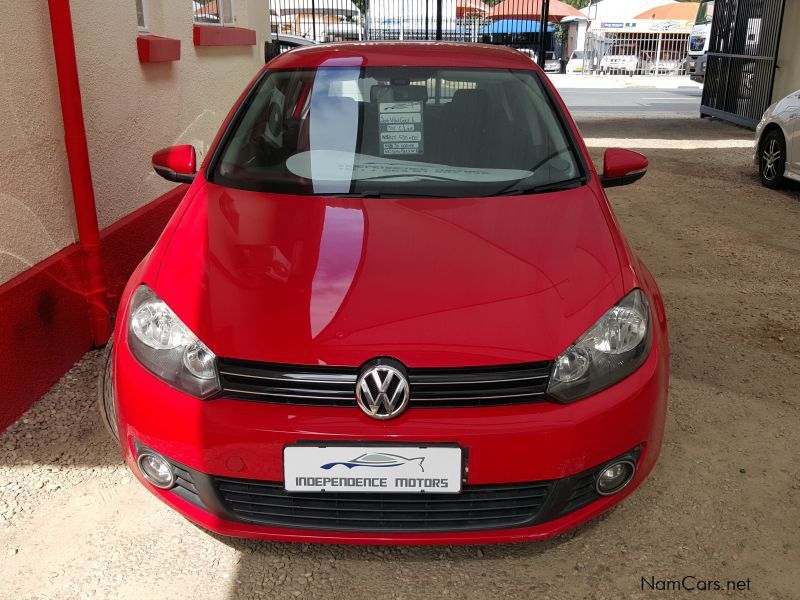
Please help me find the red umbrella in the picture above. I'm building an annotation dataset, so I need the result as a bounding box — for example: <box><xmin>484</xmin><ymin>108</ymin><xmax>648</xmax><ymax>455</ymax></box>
<box><xmin>487</xmin><ymin>0</ymin><xmax>584</xmax><ymax>22</ymax></box>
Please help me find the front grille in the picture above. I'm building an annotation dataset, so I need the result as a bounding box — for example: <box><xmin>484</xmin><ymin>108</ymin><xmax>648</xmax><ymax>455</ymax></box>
<box><xmin>160</xmin><ymin>446</ymin><xmax>643</xmax><ymax>534</ymax></box>
<box><xmin>217</xmin><ymin>358</ymin><xmax>552</xmax><ymax>408</ymax></box>
<box><xmin>217</xmin><ymin>360</ymin><xmax>357</xmax><ymax>406</ymax></box>
<box><xmin>213</xmin><ymin>477</ymin><xmax>553</xmax><ymax>532</ymax></box>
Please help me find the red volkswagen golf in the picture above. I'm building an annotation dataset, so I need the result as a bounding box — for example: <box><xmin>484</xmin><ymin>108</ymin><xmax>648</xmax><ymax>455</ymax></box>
<box><xmin>103</xmin><ymin>42</ymin><xmax>669</xmax><ymax>544</ymax></box>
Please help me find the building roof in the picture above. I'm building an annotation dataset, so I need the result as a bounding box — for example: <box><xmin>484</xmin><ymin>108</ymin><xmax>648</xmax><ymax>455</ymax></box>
<box><xmin>456</xmin><ymin>0</ymin><xmax>489</xmax><ymax>19</ymax></box>
<box><xmin>267</xmin><ymin>41</ymin><xmax>540</xmax><ymax>70</ymax></box>
<box><xmin>634</xmin><ymin>2</ymin><xmax>699</xmax><ymax>19</ymax></box>
<box><xmin>487</xmin><ymin>0</ymin><xmax>585</xmax><ymax>21</ymax></box>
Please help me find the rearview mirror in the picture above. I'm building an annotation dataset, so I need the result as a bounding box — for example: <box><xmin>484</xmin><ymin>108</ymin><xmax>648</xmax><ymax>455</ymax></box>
<box><xmin>152</xmin><ymin>145</ymin><xmax>197</xmax><ymax>184</ymax></box>
<box><xmin>601</xmin><ymin>148</ymin><xmax>648</xmax><ymax>188</ymax></box>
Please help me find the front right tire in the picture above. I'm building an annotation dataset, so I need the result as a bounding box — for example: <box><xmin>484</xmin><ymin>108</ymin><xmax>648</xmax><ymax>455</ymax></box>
<box><xmin>759</xmin><ymin>129</ymin><xmax>787</xmax><ymax>189</ymax></box>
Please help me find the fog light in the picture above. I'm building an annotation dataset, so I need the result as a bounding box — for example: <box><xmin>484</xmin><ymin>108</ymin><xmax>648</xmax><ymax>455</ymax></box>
<box><xmin>595</xmin><ymin>459</ymin><xmax>636</xmax><ymax>496</ymax></box>
<box><xmin>137</xmin><ymin>451</ymin><xmax>175</xmax><ymax>489</ymax></box>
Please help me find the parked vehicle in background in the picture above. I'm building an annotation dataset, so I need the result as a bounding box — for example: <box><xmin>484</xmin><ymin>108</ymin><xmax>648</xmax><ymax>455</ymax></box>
<box><xmin>514</xmin><ymin>49</ymin><xmax>559</xmax><ymax>72</ymax></box>
<box><xmin>544</xmin><ymin>51</ymin><xmax>560</xmax><ymax>73</ymax></box>
<box><xmin>265</xmin><ymin>34</ymin><xmax>316</xmax><ymax>61</ymax></box>
<box><xmin>515</xmin><ymin>47</ymin><xmax>538</xmax><ymax>61</ymax></box>
<box><xmin>566</xmin><ymin>50</ymin><xmax>585</xmax><ymax>73</ymax></box>
<box><xmin>687</xmin><ymin>0</ymin><xmax>714</xmax><ymax>83</ymax></box>
<box><xmin>106</xmin><ymin>42</ymin><xmax>669</xmax><ymax>545</ymax></box>
<box><xmin>648</xmin><ymin>53</ymin><xmax>685</xmax><ymax>76</ymax></box>
<box><xmin>600</xmin><ymin>45</ymin><xmax>646</xmax><ymax>75</ymax></box>
<box><xmin>754</xmin><ymin>88</ymin><xmax>800</xmax><ymax>188</ymax></box>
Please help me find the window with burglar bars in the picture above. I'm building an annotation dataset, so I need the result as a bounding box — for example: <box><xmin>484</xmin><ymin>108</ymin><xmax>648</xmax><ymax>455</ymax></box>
<box><xmin>194</xmin><ymin>0</ymin><xmax>236</xmax><ymax>26</ymax></box>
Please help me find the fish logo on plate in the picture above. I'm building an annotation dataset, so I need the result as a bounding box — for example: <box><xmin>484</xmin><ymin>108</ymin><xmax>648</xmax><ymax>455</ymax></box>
<box><xmin>320</xmin><ymin>452</ymin><xmax>425</xmax><ymax>472</ymax></box>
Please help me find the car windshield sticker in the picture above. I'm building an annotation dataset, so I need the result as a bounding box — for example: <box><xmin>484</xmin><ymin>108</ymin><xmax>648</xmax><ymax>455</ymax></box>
<box><xmin>379</xmin><ymin>101</ymin><xmax>423</xmax><ymax>156</ymax></box>
<box><xmin>286</xmin><ymin>150</ymin><xmax>532</xmax><ymax>183</ymax></box>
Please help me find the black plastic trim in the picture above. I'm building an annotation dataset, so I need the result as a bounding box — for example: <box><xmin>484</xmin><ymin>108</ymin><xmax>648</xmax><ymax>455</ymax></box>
<box><xmin>217</xmin><ymin>357</ymin><xmax>553</xmax><ymax>408</ymax></box>
<box><xmin>159</xmin><ymin>445</ymin><xmax>644</xmax><ymax>533</ymax></box>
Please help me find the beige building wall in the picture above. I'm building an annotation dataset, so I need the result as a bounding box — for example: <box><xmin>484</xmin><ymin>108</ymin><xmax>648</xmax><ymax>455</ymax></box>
<box><xmin>0</xmin><ymin>1</ymin><xmax>77</xmax><ymax>284</ymax></box>
<box><xmin>774</xmin><ymin>0</ymin><xmax>800</xmax><ymax>101</ymax></box>
<box><xmin>0</xmin><ymin>0</ymin><xmax>270</xmax><ymax>286</ymax></box>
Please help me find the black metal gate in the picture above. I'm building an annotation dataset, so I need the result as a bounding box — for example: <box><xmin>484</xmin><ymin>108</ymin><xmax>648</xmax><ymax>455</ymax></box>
<box><xmin>700</xmin><ymin>0</ymin><xmax>787</xmax><ymax>128</ymax></box>
<box><xmin>269</xmin><ymin>0</ymin><xmax>557</xmax><ymax>69</ymax></box>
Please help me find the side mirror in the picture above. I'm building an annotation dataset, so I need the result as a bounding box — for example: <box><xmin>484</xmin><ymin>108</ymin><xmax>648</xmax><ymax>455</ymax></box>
<box><xmin>601</xmin><ymin>148</ymin><xmax>648</xmax><ymax>188</ymax></box>
<box><xmin>152</xmin><ymin>145</ymin><xmax>197</xmax><ymax>184</ymax></box>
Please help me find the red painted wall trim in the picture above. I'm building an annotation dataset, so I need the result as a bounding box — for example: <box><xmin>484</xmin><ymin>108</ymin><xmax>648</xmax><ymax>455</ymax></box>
<box><xmin>0</xmin><ymin>186</ymin><xmax>187</xmax><ymax>432</ymax></box>
<box><xmin>193</xmin><ymin>25</ymin><xmax>256</xmax><ymax>46</ymax></box>
<box><xmin>137</xmin><ymin>35</ymin><xmax>181</xmax><ymax>63</ymax></box>
<box><xmin>47</xmin><ymin>0</ymin><xmax>111</xmax><ymax>346</ymax></box>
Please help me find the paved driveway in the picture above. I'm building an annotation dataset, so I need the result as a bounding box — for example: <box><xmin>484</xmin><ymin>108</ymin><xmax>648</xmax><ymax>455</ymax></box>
<box><xmin>1</xmin><ymin>116</ymin><xmax>798</xmax><ymax>600</ymax></box>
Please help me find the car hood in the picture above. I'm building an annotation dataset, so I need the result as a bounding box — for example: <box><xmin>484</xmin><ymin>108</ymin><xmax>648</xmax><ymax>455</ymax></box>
<box><xmin>155</xmin><ymin>181</ymin><xmax>624</xmax><ymax>367</ymax></box>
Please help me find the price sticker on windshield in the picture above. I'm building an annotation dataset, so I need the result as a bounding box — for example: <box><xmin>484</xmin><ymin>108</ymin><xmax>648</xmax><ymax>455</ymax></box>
<box><xmin>379</xmin><ymin>102</ymin><xmax>423</xmax><ymax>156</ymax></box>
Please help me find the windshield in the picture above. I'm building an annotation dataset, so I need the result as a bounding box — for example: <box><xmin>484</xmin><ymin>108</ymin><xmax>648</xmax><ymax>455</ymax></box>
<box><xmin>571</xmin><ymin>51</ymin><xmax>584</xmax><ymax>59</ymax></box>
<box><xmin>213</xmin><ymin>67</ymin><xmax>582</xmax><ymax>197</ymax></box>
<box><xmin>695</xmin><ymin>0</ymin><xmax>714</xmax><ymax>24</ymax></box>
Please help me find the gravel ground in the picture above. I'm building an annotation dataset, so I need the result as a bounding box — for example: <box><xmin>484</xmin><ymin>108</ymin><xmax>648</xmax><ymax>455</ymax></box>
<box><xmin>1</xmin><ymin>116</ymin><xmax>799</xmax><ymax>600</ymax></box>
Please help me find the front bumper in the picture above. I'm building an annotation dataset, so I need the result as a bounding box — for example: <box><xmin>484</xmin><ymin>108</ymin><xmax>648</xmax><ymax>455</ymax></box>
<box><xmin>114</xmin><ymin>330</ymin><xmax>668</xmax><ymax>544</ymax></box>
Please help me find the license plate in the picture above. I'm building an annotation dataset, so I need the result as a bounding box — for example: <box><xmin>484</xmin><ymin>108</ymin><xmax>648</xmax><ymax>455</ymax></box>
<box><xmin>284</xmin><ymin>445</ymin><xmax>462</xmax><ymax>493</ymax></box>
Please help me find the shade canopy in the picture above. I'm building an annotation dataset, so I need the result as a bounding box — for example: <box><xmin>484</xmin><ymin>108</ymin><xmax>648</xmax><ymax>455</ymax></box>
<box><xmin>487</xmin><ymin>0</ymin><xmax>585</xmax><ymax>22</ymax></box>
<box><xmin>634</xmin><ymin>2</ymin><xmax>700</xmax><ymax>19</ymax></box>
<box><xmin>482</xmin><ymin>19</ymin><xmax>556</xmax><ymax>33</ymax></box>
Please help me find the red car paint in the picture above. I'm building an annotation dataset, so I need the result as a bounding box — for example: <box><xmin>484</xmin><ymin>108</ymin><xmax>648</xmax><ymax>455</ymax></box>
<box><xmin>113</xmin><ymin>42</ymin><xmax>669</xmax><ymax>544</ymax></box>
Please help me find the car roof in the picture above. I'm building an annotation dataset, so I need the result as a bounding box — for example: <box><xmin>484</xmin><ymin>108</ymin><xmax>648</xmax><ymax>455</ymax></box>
<box><xmin>266</xmin><ymin>41</ymin><xmax>541</xmax><ymax>70</ymax></box>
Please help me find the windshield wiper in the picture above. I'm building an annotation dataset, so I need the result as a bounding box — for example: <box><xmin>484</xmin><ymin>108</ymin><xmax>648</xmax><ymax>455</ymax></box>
<box><xmin>315</xmin><ymin>191</ymin><xmax>456</xmax><ymax>199</ymax></box>
<box><xmin>487</xmin><ymin>177</ymin><xmax>585</xmax><ymax>198</ymax></box>
<box><xmin>356</xmin><ymin>174</ymin><xmax>463</xmax><ymax>183</ymax></box>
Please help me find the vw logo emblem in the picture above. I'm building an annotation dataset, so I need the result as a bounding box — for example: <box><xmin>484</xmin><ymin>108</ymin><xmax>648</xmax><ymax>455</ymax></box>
<box><xmin>355</xmin><ymin>359</ymin><xmax>410</xmax><ymax>420</ymax></box>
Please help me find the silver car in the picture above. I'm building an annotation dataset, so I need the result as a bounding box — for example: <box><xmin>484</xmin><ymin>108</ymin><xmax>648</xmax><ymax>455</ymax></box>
<box><xmin>754</xmin><ymin>88</ymin><xmax>800</xmax><ymax>188</ymax></box>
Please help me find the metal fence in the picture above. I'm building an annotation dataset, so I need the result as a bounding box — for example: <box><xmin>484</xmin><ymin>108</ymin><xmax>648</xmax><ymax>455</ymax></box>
<box><xmin>269</xmin><ymin>0</ymin><xmax>557</xmax><ymax>62</ymax></box>
<box><xmin>700</xmin><ymin>0</ymin><xmax>787</xmax><ymax>128</ymax></box>
<box><xmin>581</xmin><ymin>31</ymin><xmax>690</xmax><ymax>76</ymax></box>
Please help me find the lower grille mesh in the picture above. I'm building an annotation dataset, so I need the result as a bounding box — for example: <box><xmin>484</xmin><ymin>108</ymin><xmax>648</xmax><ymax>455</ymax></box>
<box><xmin>213</xmin><ymin>477</ymin><xmax>553</xmax><ymax>532</ymax></box>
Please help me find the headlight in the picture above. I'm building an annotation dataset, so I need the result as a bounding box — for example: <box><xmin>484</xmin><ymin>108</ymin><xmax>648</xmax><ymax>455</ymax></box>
<box><xmin>548</xmin><ymin>289</ymin><xmax>651</xmax><ymax>403</ymax></box>
<box><xmin>127</xmin><ymin>285</ymin><xmax>220</xmax><ymax>398</ymax></box>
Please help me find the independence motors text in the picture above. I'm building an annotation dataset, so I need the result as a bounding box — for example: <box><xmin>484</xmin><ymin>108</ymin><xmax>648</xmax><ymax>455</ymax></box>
<box><xmin>295</xmin><ymin>477</ymin><xmax>450</xmax><ymax>488</ymax></box>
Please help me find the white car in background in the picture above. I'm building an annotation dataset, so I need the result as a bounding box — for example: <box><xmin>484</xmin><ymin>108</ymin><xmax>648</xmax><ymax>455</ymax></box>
<box><xmin>600</xmin><ymin>45</ymin><xmax>645</xmax><ymax>74</ymax></box>
<box><xmin>543</xmin><ymin>51</ymin><xmax>560</xmax><ymax>73</ymax></box>
<box><xmin>566</xmin><ymin>50</ymin><xmax>585</xmax><ymax>73</ymax></box>
<box><xmin>515</xmin><ymin>49</ymin><xmax>560</xmax><ymax>73</ymax></box>
<box><xmin>754</xmin><ymin>88</ymin><xmax>800</xmax><ymax>188</ymax></box>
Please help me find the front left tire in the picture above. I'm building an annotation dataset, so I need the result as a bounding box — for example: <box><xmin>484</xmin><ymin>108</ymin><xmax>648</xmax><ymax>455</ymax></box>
<box><xmin>759</xmin><ymin>129</ymin><xmax>787</xmax><ymax>189</ymax></box>
<box><xmin>97</xmin><ymin>340</ymin><xmax>119</xmax><ymax>441</ymax></box>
